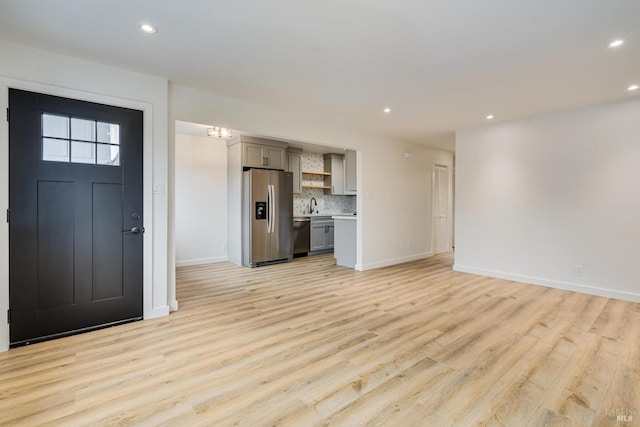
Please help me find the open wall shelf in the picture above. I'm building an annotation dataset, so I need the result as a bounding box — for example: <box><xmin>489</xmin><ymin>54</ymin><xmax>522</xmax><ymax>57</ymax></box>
<box><xmin>302</xmin><ymin>171</ymin><xmax>331</xmax><ymax>176</ymax></box>
<box><xmin>302</xmin><ymin>184</ymin><xmax>331</xmax><ymax>189</ymax></box>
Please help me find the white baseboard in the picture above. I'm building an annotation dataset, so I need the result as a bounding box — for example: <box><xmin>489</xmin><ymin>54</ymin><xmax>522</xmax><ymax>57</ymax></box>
<box><xmin>360</xmin><ymin>251</ymin><xmax>434</xmax><ymax>271</ymax></box>
<box><xmin>453</xmin><ymin>264</ymin><xmax>640</xmax><ymax>303</ymax></box>
<box><xmin>169</xmin><ymin>299</ymin><xmax>179</xmax><ymax>312</ymax></box>
<box><xmin>176</xmin><ymin>256</ymin><xmax>228</xmax><ymax>267</ymax></box>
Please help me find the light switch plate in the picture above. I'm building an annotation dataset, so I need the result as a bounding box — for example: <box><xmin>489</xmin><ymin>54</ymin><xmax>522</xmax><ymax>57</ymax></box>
<box><xmin>153</xmin><ymin>183</ymin><xmax>165</xmax><ymax>194</ymax></box>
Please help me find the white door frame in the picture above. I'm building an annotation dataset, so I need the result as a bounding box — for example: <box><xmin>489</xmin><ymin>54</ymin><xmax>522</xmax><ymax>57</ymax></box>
<box><xmin>0</xmin><ymin>77</ymin><xmax>155</xmax><ymax>351</ymax></box>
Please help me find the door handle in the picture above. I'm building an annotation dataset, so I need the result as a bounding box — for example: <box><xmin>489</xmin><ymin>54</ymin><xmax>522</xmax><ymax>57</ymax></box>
<box><xmin>266</xmin><ymin>185</ymin><xmax>271</xmax><ymax>234</ymax></box>
<box><xmin>123</xmin><ymin>226</ymin><xmax>144</xmax><ymax>234</ymax></box>
<box><xmin>269</xmin><ymin>184</ymin><xmax>276</xmax><ymax>233</ymax></box>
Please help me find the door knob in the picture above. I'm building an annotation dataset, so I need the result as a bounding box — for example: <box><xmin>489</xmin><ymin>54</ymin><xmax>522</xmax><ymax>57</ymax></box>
<box><xmin>123</xmin><ymin>226</ymin><xmax>143</xmax><ymax>234</ymax></box>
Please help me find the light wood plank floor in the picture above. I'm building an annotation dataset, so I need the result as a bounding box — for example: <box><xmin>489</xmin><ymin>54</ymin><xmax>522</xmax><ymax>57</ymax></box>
<box><xmin>1</xmin><ymin>254</ymin><xmax>639</xmax><ymax>426</ymax></box>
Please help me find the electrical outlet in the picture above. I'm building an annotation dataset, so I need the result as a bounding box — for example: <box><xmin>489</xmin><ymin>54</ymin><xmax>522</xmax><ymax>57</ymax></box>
<box><xmin>406</xmin><ymin>242</ymin><xmax>411</xmax><ymax>251</ymax></box>
<box><xmin>575</xmin><ymin>264</ymin><xmax>583</xmax><ymax>277</ymax></box>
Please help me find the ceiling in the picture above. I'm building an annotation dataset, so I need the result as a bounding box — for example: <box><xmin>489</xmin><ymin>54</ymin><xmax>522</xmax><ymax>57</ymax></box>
<box><xmin>1</xmin><ymin>1</ymin><xmax>639</xmax><ymax>151</ymax></box>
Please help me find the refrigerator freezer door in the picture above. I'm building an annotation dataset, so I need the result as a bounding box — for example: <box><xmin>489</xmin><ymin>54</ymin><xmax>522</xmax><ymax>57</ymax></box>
<box><xmin>270</xmin><ymin>170</ymin><xmax>293</xmax><ymax>262</ymax></box>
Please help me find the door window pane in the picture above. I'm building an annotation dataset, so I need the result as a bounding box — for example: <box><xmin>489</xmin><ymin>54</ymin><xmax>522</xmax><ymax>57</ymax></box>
<box><xmin>43</xmin><ymin>138</ymin><xmax>69</xmax><ymax>162</ymax></box>
<box><xmin>97</xmin><ymin>122</ymin><xmax>120</xmax><ymax>145</ymax></box>
<box><xmin>42</xmin><ymin>114</ymin><xmax>120</xmax><ymax>167</ymax></box>
<box><xmin>97</xmin><ymin>144</ymin><xmax>120</xmax><ymax>166</ymax></box>
<box><xmin>71</xmin><ymin>118</ymin><xmax>96</xmax><ymax>141</ymax></box>
<box><xmin>71</xmin><ymin>141</ymin><xmax>96</xmax><ymax>164</ymax></box>
<box><xmin>42</xmin><ymin>114</ymin><xmax>69</xmax><ymax>139</ymax></box>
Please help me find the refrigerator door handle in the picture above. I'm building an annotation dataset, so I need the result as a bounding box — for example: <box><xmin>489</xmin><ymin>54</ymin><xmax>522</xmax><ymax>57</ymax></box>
<box><xmin>269</xmin><ymin>184</ymin><xmax>276</xmax><ymax>233</ymax></box>
<box><xmin>273</xmin><ymin>185</ymin><xmax>277</xmax><ymax>234</ymax></box>
<box><xmin>267</xmin><ymin>184</ymin><xmax>272</xmax><ymax>234</ymax></box>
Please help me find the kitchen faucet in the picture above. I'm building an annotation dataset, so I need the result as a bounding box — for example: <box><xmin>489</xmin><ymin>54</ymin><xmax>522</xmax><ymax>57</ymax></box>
<box><xmin>309</xmin><ymin>198</ymin><xmax>317</xmax><ymax>214</ymax></box>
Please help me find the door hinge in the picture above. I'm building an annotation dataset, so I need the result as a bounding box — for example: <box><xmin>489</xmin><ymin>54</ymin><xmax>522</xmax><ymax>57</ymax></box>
<box><xmin>6</xmin><ymin>209</ymin><xmax>9</xmax><ymax>223</ymax></box>
<box><xmin>6</xmin><ymin>107</ymin><xmax>9</xmax><ymax>122</ymax></box>
<box><xmin>7</xmin><ymin>309</ymin><xmax>10</xmax><ymax>324</ymax></box>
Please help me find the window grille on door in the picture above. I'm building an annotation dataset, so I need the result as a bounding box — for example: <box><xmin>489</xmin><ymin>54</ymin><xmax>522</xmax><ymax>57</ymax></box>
<box><xmin>41</xmin><ymin>113</ymin><xmax>120</xmax><ymax>166</ymax></box>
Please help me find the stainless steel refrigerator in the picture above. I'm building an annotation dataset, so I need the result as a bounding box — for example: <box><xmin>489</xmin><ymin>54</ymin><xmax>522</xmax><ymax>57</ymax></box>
<box><xmin>243</xmin><ymin>169</ymin><xmax>293</xmax><ymax>267</ymax></box>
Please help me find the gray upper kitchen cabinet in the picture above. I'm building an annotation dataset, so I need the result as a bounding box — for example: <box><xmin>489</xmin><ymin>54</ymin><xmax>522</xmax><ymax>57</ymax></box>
<box><xmin>309</xmin><ymin>217</ymin><xmax>334</xmax><ymax>253</ymax></box>
<box><xmin>228</xmin><ymin>135</ymin><xmax>288</xmax><ymax>170</ymax></box>
<box><xmin>323</xmin><ymin>153</ymin><xmax>345</xmax><ymax>195</ymax></box>
<box><xmin>344</xmin><ymin>149</ymin><xmax>357</xmax><ymax>195</ymax></box>
<box><xmin>243</xmin><ymin>142</ymin><xmax>287</xmax><ymax>170</ymax></box>
<box><xmin>243</xmin><ymin>143</ymin><xmax>264</xmax><ymax>167</ymax></box>
<box><xmin>287</xmin><ymin>148</ymin><xmax>302</xmax><ymax>194</ymax></box>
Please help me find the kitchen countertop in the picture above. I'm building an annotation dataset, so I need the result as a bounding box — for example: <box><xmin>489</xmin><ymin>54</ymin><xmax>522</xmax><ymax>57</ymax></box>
<box><xmin>332</xmin><ymin>215</ymin><xmax>357</xmax><ymax>220</ymax></box>
<box><xmin>296</xmin><ymin>212</ymin><xmax>356</xmax><ymax>218</ymax></box>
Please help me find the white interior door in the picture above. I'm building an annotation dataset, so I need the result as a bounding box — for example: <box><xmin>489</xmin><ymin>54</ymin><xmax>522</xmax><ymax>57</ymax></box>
<box><xmin>433</xmin><ymin>165</ymin><xmax>449</xmax><ymax>254</ymax></box>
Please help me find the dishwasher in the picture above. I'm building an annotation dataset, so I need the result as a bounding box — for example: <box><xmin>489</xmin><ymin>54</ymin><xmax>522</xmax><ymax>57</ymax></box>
<box><xmin>293</xmin><ymin>217</ymin><xmax>310</xmax><ymax>257</ymax></box>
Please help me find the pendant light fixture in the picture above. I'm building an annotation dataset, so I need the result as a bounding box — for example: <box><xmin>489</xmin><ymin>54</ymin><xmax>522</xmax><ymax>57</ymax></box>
<box><xmin>207</xmin><ymin>126</ymin><xmax>232</xmax><ymax>139</ymax></box>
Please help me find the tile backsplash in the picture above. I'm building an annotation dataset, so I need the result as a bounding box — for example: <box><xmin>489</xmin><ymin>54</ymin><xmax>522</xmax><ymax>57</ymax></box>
<box><xmin>293</xmin><ymin>152</ymin><xmax>356</xmax><ymax>216</ymax></box>
<box><xmin>301</xmin><ymin>152</ymin><xmax>325</xmax><ymax>173</ymax></box>
<box><xmin>294</xmin><ymin>188</ymin><xmax>356</xmax><ymax>216</ymax></box>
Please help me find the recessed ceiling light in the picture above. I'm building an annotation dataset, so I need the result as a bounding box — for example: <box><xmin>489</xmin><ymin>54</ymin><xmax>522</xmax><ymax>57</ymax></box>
<box><xmin>486</xmin><ymin>114</ymin><xmax>494</xmax><ymax>120</ymax></box>
<box><xmin>383</xmin><ymin>108</ymin><xmax>391</xmax><ymax>113</ymax></box>
<box><xmin>609</xmin><ymin>39</ymin><xmax>624</xmax><ymax>48</ymax></box>
<box><xmin>140</xmin><ymin>24</ymin><xmax>157</xmax><ymax>34</ymax></box>
<box><xmin>628</xmin><ymin>84</ymin><xmax>639</xmax><ymax>91</ymax></box>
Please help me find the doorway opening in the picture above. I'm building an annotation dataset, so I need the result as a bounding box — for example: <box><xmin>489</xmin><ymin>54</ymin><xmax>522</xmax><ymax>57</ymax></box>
<box><xmin>432</xmin><ymin>164</ymin><xmax>450</xmax><ymax>255</ymax></box>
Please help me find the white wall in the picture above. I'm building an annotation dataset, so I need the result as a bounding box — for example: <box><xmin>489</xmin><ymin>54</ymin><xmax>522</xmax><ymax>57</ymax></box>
<box><xmin>0</xmin><ymin>41</ymin><xmax>171</xmax><ymax>351</ymax></box>
<box><xmin>455</xmin><ymin>98</ymin><xmax>640</xmax><ymax>302</ymax></box>
<box><xmin>175</xmin><ymin>132</ymin><xmax>228</xmax><ymax>266</ymax></box>
<box><xmin>0</xmin><ymin>41</ymin><xmax>455</xmax><ymax>352</ymax></box>
<box><xmin>0</xmin><ymin>39</ymin><xmax>458</xmax><ymax>353</ymax></box>
<box><xmin>357</xmin><ymin>141</ymin><xmax>454</xmax><ymax>270</ymax></box>
<box><xmin>169</xmin><ymin>83</ymin><xmax>454</xmax><ymax>271</ymax></box>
